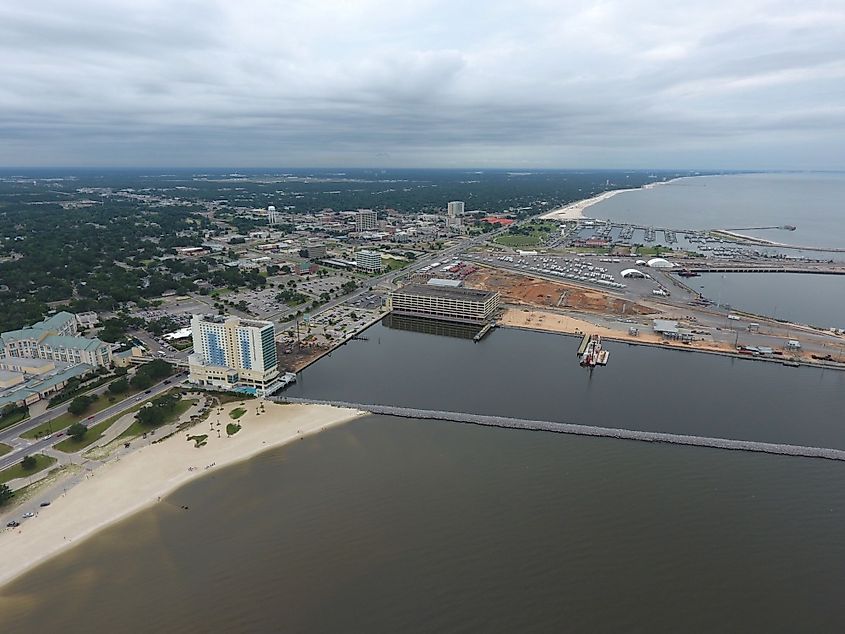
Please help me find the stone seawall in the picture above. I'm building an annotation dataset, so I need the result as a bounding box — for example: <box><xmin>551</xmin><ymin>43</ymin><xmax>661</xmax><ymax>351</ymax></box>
<box><xmin>276</xmin><ymin>397</ymin><xmax>845</xmax><ymax>461</ymax></box>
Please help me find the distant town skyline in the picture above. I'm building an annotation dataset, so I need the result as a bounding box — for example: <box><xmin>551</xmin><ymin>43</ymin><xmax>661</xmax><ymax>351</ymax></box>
<box><xmin>1</xmin><ymin>1</ymin><xmax>843</xmax><ymax>170</ymax></box>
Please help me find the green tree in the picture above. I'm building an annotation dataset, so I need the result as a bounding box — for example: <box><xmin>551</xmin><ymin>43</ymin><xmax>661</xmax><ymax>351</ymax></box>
<box><xmin>68</xmin><ymin>395</ymin><xmax>93</xmax><ymax>416</ymax></box>
<box><xmin>21</xmin><ymin>455</ymin><xmax>37</xmax><ymax>470</ymax></box>
<box><xmin>108</xmin><ymin>378</ymin><xmax>129</xmax><ymax>394</ymax></box>
<box><xmin>0</xmin><ymin>484</ymin><xmax>13</xmax><ymax>506</ymax></box>
<box><xmin>68</xmin><ymin>422</ymin><xmax>88</xmax><ymax>441</ymax></box>
<box><xmin>130</xmin><ymin>373</ymin><xmax>153</xmax><ymax>390</ymax></box>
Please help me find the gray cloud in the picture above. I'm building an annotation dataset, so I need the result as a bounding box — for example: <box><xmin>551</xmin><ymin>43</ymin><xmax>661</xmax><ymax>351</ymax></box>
<box><xmin>0</xmin><ymin>0</ymin><xmax>843</xmax><ymax>169</ymax></box>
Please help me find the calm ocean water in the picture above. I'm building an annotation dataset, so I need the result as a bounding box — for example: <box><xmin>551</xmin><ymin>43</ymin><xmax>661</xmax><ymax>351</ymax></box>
<box><xmin>2</xmin><ymin>415</ymin><xmax>845</xmax><ymax>633</ymax></box>
<box><xmin>589</xmin><ymin>172</ymin><xmax>845</xmax><ymax>250</ymax></box>
<box><xmin>693</xmin><ymin>272</ymin><xmax>845</xmax><ymax>329</ymax></box>
<box><xmin>285</xmin><ymin>322</ymin><xmax>845</xmax><ymax>449</ymax></box>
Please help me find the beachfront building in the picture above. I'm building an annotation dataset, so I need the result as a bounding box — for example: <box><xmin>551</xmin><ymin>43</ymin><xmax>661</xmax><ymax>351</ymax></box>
<box><xmin>356</xmin><ymin>250</ymin><xmax>383</xmax><ymax>273</ymax></box>
<box><xmin>388</xmin><ymin>284</ymin><xmax>501</xmax><ymax>324</ymax></box>
<box><xmin>0</xmin><ymin>311</ymin><xmax>112</xmax><ymax>367</ymax></box>
<box><xmin>188</xmin><ymin>315</ymin><xmax>281</xmax><ymax>395</ymax></box>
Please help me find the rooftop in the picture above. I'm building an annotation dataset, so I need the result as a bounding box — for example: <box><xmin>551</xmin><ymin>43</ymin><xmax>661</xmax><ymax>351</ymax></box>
<box><xmin>393</xmin><ymin>284</ymin><xmax>497</xmax><ymax>302</ymax></box>
<box><xmin>32</xmin><ymin>311</ymin><xmax>76</xmax><ymax>332</ymax></box>
<box><xmin>41</xmin><ymin>334</ymin><xmax>107</xmax><ymax>352</ymax></box>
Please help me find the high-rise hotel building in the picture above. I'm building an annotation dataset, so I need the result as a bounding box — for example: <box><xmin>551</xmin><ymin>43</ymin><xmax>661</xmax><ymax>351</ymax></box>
<box><xmin>188</xmin><ymin>315</ymin><xmax>280</xmax><ymax>395</ymax></box>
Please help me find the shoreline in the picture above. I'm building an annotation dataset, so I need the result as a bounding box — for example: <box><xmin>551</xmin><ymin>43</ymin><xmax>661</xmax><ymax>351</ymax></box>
<box><xmin>540</xmin><ymin>177</ymin><xmax>682</xmax><ymax>221</ymax></box>
<box><xmin>496</xmin><ymin>309</ymin><xmax>845</xmax><ymax>372</ymax></box>
<box><xmin>0</xmin><ymin>401</ymin><xmax>364</xmax><ymax>591</ymax></box>
<box><xmin>712</xmin><ymin>229</ymin><xmax>845</xmax><ymax>253</ymax></box>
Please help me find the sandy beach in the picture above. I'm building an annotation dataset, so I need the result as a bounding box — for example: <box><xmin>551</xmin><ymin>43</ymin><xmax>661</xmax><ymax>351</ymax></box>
<box><xmin>0</xmin><ymin>400</ymin><xmax>364</xmax><ymax>589</ymax></box>
<box><xmin>540</xmin><ymin>188</ymin><xmax>638</xmax><ymax>221</ymax></box>
<box><xmin>540</xmin><ymin>177</ymin><xmax>683</xmax><ymax>221</ymax></box>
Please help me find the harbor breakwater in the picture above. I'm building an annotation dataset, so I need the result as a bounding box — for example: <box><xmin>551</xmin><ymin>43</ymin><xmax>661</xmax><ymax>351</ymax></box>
<box><xmin>277</xmin><ymin>397</ymin><xmax>845</xmax><ymax>462</ymax></box>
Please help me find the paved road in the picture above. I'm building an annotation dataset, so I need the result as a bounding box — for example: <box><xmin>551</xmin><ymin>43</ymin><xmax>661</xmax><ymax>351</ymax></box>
<box><xmin>275</xmin><ymin>229</ymin><xmax>508</xmax><ymax>335</ymax></box>
<box><xmin>0</xmin><ymin>374</ymin><xmax>186</xmax><ymax>472</ymax></box>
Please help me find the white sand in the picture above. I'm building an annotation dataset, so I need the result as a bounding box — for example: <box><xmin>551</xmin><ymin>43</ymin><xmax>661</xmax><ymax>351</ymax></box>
<box><xmin>541</xmin><ymin>177</ymin><xmax>687</xmax><ymax>221</ymax></box>
<box><xmin>0</xmin><ymin>401</ymin><xmax>364</xmax><ymax>589</ymax></box>
<box><xmin>540</xmin><ymin>188</ymin><xmax>638</xmax><ymax>221</ymax></box>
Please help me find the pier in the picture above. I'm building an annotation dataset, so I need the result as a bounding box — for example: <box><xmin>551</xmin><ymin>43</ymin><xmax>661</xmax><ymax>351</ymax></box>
<box><xmin>276</xmin><ymin>398</ymin><xmax>845</xmax><ymax>462</ymax></box>
<box><xmin>686</xmin><ymin>266</ymin><xmax>845</xmax><ymax>275</ymax></box>
<box><xmin>473</xmin><ymin>323</ymin><xmax>494</xmax><ymax>342</ymax></box>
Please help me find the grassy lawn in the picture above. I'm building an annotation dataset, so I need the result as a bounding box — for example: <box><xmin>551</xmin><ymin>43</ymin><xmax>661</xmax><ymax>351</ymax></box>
<box><xmin>0</xmin><ymin>408</ymin><xmax>28</xmax><ymax>432</ymax></box>
<box><xmin>631</xmin><ymin>246</ymin><xmax>672</xmax><ymax>257</ymax></box>
<box><xmin>21</xmin><ymin>391</ymin><xmax>135</xmax><ymax>440</ymax></box>
<box><xmin>495</xmin><ymin>233</ymin><xmax>543</xmax><ymax>247</ymax></box>
<box><xmin>21</xmin><ymin>414</ymin><xmax>77</xmax><ymax>440</ymax></box>
<box><xmin>229</xmin><ymin>407</ymin><xmax>247</xmax><ymax>420</ymax></box>
<box><xmin>0</xmin><ymin>442</ymin><xmax>12</xmax><ymax>457</ymax></box>
<box><xmin>187</xmin><ymin>434</ymin><xmax>208</xmax><ymax>447</ymax></box>
<box><xmin>54</xmin><ymin>416</ymin><xmax>122</xmax><ymax>453</ymax></box>
<box><xmin>119</xmin><ymin>398</ymin><xmax>197</xmax><ymax>441</ymax></box>
<box><xmin>382</xmin><ymin>258</ymin><xmax>409</xmax><ymax>272</ymax></box>
<box><xmin>494</xmin><ymin>221</ymin><xmax>557</xmax><ymax>248</ymax></box>
<box><xmin>0</xmin><ymin>454</ymin><xmax>57</xmax><ymax>485</ymax></box>
<box><xmin>226</xmin><ymin>423</ymin><xmax>241</xmax><ymax>436</ymax></box>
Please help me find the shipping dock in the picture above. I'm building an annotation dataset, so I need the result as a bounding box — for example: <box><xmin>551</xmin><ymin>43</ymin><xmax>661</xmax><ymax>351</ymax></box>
<box><xmin>577</xmin><ymin>334</ymin><xmax>609</xmax><ymax>367</ymax></box>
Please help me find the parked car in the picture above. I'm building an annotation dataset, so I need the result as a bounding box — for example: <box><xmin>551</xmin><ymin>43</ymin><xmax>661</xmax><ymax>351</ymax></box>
<box><xmin>6</xmin><ymin>521</ymin><xmax>20</xmax><ymax>528</ymax></box>
<box><xmin>39</xmin><ymin>501</ymin><xmax>51</xmax><ymax>507</ymax></box>
<box><xmin>22</xmin><ymin>512</ymin><xmax>35</xmax><ymax>519</ymax></box>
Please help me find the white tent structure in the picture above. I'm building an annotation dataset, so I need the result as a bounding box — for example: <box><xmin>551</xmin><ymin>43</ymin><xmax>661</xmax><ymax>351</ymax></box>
<box><xmin>647</xmin><ymin>257</ymin><xmax>673</xmax><ymax>268</ymax></box>
<box><xmin>620</xmin><ymin>268</ymin><xmax>648</xmax><ymax>278</ymax></box>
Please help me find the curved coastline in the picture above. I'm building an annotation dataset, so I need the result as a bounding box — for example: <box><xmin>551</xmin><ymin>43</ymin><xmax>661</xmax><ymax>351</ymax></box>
<box><xmin>0</xmin><ymin>401</ymin><xmax>364</xmax><ymax>591</ymax></box>
<box><xmin>541</xmin><ymin>177</ymin><xmax>685</xmax><ymax>221</ymax></box>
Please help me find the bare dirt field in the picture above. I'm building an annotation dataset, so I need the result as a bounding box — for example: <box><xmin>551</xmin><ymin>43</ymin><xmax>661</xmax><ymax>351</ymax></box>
<box><xmin>500</xmin><ymin>308</ymin><xmax>737</xmax><ymax>355</ymax></box>
<box><xmin>465</xmin><ymin>268</ymin><xmax>654</xmax><ymax>317</ymax></box>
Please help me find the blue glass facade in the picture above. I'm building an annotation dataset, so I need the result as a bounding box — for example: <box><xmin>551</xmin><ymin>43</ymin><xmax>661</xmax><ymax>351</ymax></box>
<box><xmin>206</xmin><ymin>331</ymin><xmax>226</xmax><ymax>366</ymax></box>
<box><xmin>238</xmin><ymin>331</ymin><xmax>252</xmax><ymax>369</ymax></box>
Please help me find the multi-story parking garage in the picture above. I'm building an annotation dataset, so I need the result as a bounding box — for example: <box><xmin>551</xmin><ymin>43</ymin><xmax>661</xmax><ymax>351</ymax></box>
<box><xmin>388</xmin><ymin>284</ymin><xmax>500</xmax><ymax>324</ymax></box>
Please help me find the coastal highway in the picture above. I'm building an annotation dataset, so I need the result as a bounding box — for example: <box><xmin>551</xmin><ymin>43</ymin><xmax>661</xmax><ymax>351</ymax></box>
<box><xmin>0</xmin><ymin>375</ymin><xmax>185</xmax><ymax>472</ymax></box>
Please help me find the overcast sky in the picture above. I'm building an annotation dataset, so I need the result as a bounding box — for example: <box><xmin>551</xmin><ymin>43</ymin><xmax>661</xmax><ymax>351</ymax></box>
<box><xmin>1</xmin><ymin>0</ymin><xmax>844</xmax><ymax>169</ymax></box>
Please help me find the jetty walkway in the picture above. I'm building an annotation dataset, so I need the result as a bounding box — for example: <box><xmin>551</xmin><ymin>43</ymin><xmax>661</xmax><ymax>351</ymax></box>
<box><xmin>276</xmin><ymin>397</ymin><xmax>845</xmax><ymax>462</ymax></box>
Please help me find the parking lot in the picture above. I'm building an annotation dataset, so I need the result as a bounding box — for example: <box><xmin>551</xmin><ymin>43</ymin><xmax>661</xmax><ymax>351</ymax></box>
<box><xmin>297</xmin><ymin>275</ymin><xmax>351</xmax><ymax>296</ymax></box>
<box><xmin>345</xmin><ymin>292</ymin><xmax>385</xmax><ymax>310</ymax></box>
<box><xmin>279</xmin><ymin>306</ymin><xmax>383</xmax><ymax>348</ymax></box>
<box><xmin>466</xmin><ymin>252</ymin><xmax>672</xmax><ymax>299</ymax></box>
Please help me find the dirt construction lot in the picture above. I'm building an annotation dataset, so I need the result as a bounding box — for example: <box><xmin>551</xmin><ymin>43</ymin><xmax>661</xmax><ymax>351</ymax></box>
<box><xmin>465</xmin><ymin>268</ymin><xmax>654</xmax><ymax>317</ymax></box>
<box><xmin>500</xmin><ymin>308</ymin><xmax>737</xmax><ymax>354</ymax></box>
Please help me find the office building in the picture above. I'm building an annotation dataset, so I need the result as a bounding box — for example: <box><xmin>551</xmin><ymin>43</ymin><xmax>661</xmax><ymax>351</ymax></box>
<box><xmin>388</xmin><ymin>284</ymin><xmax>500</xmax><ymax>324</ymax></box>
<box><xmin>356</xmin><ymin>209</ymin><xmax>378</xmax><ymax>232</ymax></box>
<box><xmin>305</xmin><ymin>243</ymin><xmax>327</xmax><ymax>259</ymax></box>
<box><xmin>447</xmin><ymin>201</ymin><xmax>465</xmax><ymax>218</ymax></box>
<box><xmin>188</xmin><ymin>315</ymin><xmax>280</xmax><ymax>395</ymax></box>
<box><xmin>356</xmin><ymin>250</ymin><xmax>383</xmax><ymax>272</ymax></box>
